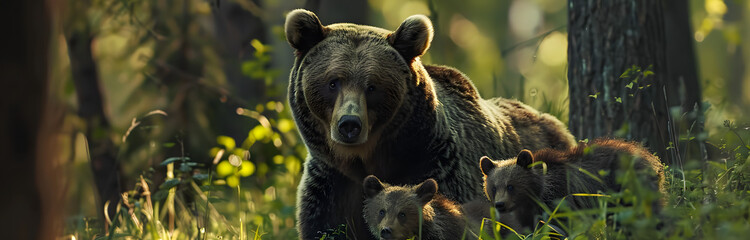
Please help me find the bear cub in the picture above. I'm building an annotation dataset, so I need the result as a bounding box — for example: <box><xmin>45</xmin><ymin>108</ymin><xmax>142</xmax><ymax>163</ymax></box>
<box><xmin>480</xmin><ymin>138</ymin><xmax>666</xmax><ymax>232</ymax></box>
<box><xmin>363</xmin><ymin>175</ymin><xmax>486</xmax><ymax>240</ymax></box>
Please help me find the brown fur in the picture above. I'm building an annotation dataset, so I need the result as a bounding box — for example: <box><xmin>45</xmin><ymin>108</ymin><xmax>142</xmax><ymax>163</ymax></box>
<box><xmin>459</xmin><ymin>198</ymin><xmax>496</xmax><ymax>236</ymax></box>
<box><xmin>363</xmin><ymin>176</ymin><xmax>467</xmax><ymax>240</ymax></box>
<box><xmin>286</xmin><ymin>9</ymin><xmax>577</xmax><ymax>239</ymax></box>
<box><xmin>480</xmin><ymin>138</ymin><xmax>666</xmax><ymax>232</ymax></box>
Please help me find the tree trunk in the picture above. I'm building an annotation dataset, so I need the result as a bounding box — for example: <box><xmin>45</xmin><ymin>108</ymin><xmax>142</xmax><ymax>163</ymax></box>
<box><xmin>211</xmin><ymin>1</ymin><xmax>265</xmax><ymax>142</ymax></box>
<box><xmin>66</xmin><ymin>26</ymin><xmax>122</xmax><ymax>224</ymax></box>
<box><xmin>568</xmin><ymin>0</ymin><xmax>672</xmax><ymax>163</ymax></box>
<box><xmin>663</xmin><ymin>0</ymin><xmax>708</xmax><ymax>166</ymax></box>
<box><xmin>568</xmin><ymin>0</ymin><xmax>706</xmax><ymax>166</ymax></box>
<box><xmin>212</xmin><ymin>0</ymin><xmax>266</xmax><ymax>103</ymax></box>
<box><xmin>725</xmin><ymin>0</ymin><xmax>747</xmax><ymax>109</ymax></box>
<box><xmin>0</xmin><ymin>0</ymin><xmax>57</xmax><ymax>239</ymax></box>
<box><xmin>663</xmin><ymin>0</ymin><xmax>701</xmax><ymax>116</ymax></box>
<box><xmin>305</xmin><ymin>0</ymin><xmax>369</xmax><ymax>25</ymax></box>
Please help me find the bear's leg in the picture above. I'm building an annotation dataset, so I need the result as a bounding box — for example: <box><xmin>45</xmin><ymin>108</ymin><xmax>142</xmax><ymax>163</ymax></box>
<box><xmin>296</xmin><ymin>157</ymin><xmax>338</xmax><ymax>239</ymax></box>
<box><xmin>296</xmin><ymin>157</ymin><xmax>372</xmax><ymax>239</ymax></box>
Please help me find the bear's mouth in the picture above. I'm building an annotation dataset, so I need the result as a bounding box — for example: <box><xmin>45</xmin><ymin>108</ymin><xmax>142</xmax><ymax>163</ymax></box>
<box><xmin>330</xmin><ymin>131</ymin><xmax>367</xmax><ymax>145</ymax></box>
<box><xmin>327</xmin><ymin>124</ymin><xmax>381</xmax><ymax>160</ymax></box>
<box><xmin>495</xmin><ymin>204</ymin><xmax>517</xmax><ymax>214</ymax></box>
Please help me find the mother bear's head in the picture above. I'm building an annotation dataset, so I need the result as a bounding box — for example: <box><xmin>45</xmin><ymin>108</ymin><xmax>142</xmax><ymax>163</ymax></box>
<box><xmin>285</xmin><ymin>9</ymin><xmax>435</xmax><ymax>159</ymax></box>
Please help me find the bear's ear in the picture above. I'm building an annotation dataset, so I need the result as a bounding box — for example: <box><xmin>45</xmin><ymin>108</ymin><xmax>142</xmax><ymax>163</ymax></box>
<box><xmin>480</xmin><ymin>156</ymin><xmax>496</xmax><ymax>176</ymax></box>
<box><xmin>285</xmin><ymin>9</ymin><xmax>326</xmax><ymax>53</ymax></box>
<box><xmin>363</xmin><ymin>175</ymin><xmax>385</xmax><ymax>199</ymax></box>
<box><xmin>387</xmin><ymin>14</ymin><xmax>434</xmax><ymax>61</ymax></box>
<box><xmin>516</xmin><ymin>149</ymin><xmax>535</xmax><ymax>169</ymax></box>
<box><xmin>415</xmin><ymin>178</ymin><xmax>438</xmax><ymax>205</ymax></box>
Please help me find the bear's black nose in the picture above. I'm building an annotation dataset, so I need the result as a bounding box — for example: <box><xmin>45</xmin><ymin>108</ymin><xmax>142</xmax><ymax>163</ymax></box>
<box><xmin>494</xmin><ymin>201</ymin><xmax>506</xmax><ymax>212</ymax></box>
<box><xmin>338</xmin><ymin>115</ymin><xmax>362</xmax><ymax>142</ymax></box>
<box><xmin>380</xmin><ymin>227</ymin><xmax>392</xmax><ymax>238</ymax></box>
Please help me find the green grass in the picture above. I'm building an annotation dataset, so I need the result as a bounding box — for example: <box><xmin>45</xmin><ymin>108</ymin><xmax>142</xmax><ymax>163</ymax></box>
<box><xmin>61</xmin><ymin>99</ymin><xmax>750</xmax><ymax>240</ymax></box>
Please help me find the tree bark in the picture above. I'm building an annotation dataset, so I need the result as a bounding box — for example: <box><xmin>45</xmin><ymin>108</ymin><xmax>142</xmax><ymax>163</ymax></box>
<box><xmin>0</xmin><ymin>0</ymin><xmax>57</xmax><ymax>239</ymax></box>
<box><xmin>568</xmin><ymin>0</ymin><xmax>673</xmax><ymax>163</ymax></box>
<box><xmin>568</xmin><ymin>0</ymin><xmax>707</xmax><ymax>166</ymax></box>
<box><xmin>66</xmin><ymin>26</ymin><xmax>122</xmax><ymax>224</ymax></box>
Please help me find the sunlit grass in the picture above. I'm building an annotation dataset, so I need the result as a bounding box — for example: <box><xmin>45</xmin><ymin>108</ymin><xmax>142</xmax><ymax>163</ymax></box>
<box><xmin>61</xmin><ymin>110</ymin><xmax>750</xmax><ymax>240</ymax></box>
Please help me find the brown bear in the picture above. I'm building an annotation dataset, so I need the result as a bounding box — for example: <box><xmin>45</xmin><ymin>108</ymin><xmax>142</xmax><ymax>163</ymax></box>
<box><xmin>285</xmin><ymin>9</ymin><xmax>577</xmax><ymax>239</ymax></box>
<box><xmin>363</xmin><ymin>175</ymin><xmax>469</xmax><ymax>240</ymax></box>
<box><xmin>479</xmin><ymin>138</ymin><xmax>666</xmax><ymax>232</ymax></box>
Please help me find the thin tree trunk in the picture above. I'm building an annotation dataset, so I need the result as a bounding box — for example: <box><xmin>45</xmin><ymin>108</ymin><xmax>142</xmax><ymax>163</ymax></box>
<box><xmin>305</xmin><ymin>0</ymin><xmax>369</xmax><ymax>25</ymax></box>
<box><xmin>725</xmin><ymin>0</ymin><xmax>747</xmax><ymax>110</ymax></box>
<box><xmin>211</xmin><ymin>1</ymin><xmax>265</xmax><ymax>142</ymax></box>
<box><xmin>66</xmin><ymin>26</ymin><xmax>122</xmax><ymax>224</ymax></box>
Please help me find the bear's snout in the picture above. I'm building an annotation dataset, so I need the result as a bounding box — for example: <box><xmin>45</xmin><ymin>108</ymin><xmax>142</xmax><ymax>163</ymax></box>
<box><xmin>338</xmin><ymin>115</ymin><xmax>362</xmax><ymax>142</ymax></box>
<box><xmin>494</xmin><ymin>201</ymin><xmax>507</xmax><ymax>212</ymax></box>
<box><xmin>379</xmin><ymin>227</ymin><xmax>393</xmax><ymax>239</ymax></box>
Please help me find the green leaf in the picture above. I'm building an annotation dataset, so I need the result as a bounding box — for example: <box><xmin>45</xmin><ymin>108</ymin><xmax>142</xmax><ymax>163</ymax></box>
<box><xmin>159</xmin><ymin>178</ymin><xmax>181</xmax><ymax>189</ymax></box>
<box><xmin>643</xmin><ymin>70</ymin><xmax>654</xmax><ymax>78</ymax></box>
<box><xmin>161</xmin><ymin>157</ymin><xmax>190</xmax><ymax>166</ymax></box>
<box><xmin>615</xmin><ymin>97</ymin><xmax>622</xmax><ymax>103</ymax></box>
<box><xmin>163</xmin><ymin>142</ymin><xmax>175</xmax><ymax>148</ymax></box>
<box><xmin>193</xmin><ymin>173</ymin><xmax>209</xmax><ymax>181</ymax></box>
<box><xmin>619</xmin><ymin>69</ymin><xmax>632</xmax><ymax>79</ymax></box>
<box><xmin>625</xmin><ymin>82</ymin><xmax>634</xmax><ymax>89</ymax></box>
<box><xmin>153</xmin><ymin>189</ymin><xmax>169</xmax><ymax>201</ymax></box>
<box><xmin>179</xmin><ymin>164</ymin><xmax>192</xmax><ymax>172</ymax></box>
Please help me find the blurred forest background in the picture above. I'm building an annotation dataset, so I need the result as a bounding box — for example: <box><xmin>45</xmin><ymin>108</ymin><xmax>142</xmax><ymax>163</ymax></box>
<box><xmin>3</xmin><ymin>0</ymin><xmax>750</xmax><ymax>239</ymax></box>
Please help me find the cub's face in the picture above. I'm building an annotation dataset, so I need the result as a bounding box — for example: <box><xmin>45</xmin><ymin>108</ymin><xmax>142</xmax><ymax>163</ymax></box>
<box><xmin>362</xmin><ymin>175</ymin><xmax>437</xmax><ymax>240</ymax></box>
<box><xmin>480</xmin><ymin>151</ymin><xmax>542</xmax><ymax>216</ymax></box>
<box><xmin>285</xmin><ymin>9</ymin><xmax>434</xmax><ymax>158</ymax></box>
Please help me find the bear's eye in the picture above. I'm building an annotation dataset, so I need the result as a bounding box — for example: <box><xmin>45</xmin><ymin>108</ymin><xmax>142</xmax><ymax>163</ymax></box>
<box><xmin>328</xmin><ymin>79</ymin><xmax>339</xmax><ymax>90</ymax></box>
<box><xmin>398</xmin><ymin>212</ymin><xmax>406</xmax><ymax>219</ymax></box>
<box><xmin>491</xmin><ymin>186</ymin><xmax>497</xmax><ymax>194</ymax></box>
<box><xmin>506</xmin><ymin>185</ymin><xmax>514</xmax><ymax>192</ymax></box>
<box><xmin>367</xmin><ymin>85</ymin><xmax>376</xmax><ymax>92</ymax></box>
<box><xmin>379</xmin><ymin>209</ymin><xmax>385</xmax><ymax>217</ymax></box>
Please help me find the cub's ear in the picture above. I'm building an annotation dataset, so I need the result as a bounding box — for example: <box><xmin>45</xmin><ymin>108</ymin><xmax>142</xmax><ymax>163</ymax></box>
<box><xmin>285</xmin><ymin>9</ymin><xmax>326</xmax><ymax>53</ymax></box>
<box><xmin>415</xmin><ymin>178</ymin><xmax>438</xmax><ymax>205</ymax></box>
<box><xmin>387</xmin><ymin>14</ymin><xmax>434</xmax><ymax>61</ymax></box>
<box><xmin>363</xmin><ymin>175</ymin><xmax>385</xmax><ymax>199</ymax></box>
<box><xmin>480</xmin><ymin>156</ymin><xmax>496</xmax><ymax>176</ymax></box>
<box><xmin>516</xmin><ymin>149</ymin><xmax>535</xmax><ymax>169</ymax></box>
